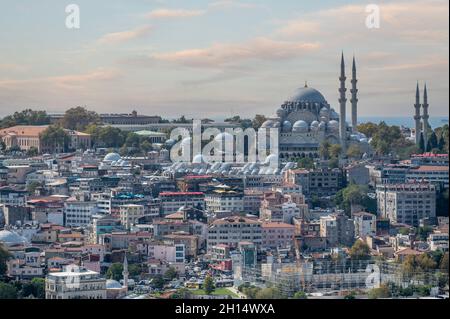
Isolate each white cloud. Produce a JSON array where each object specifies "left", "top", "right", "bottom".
[
  {"left": 145, "top": 8, "right": 206, "bottom": 19},
  {"left": 144, "top": 37, "right": 319, "bottom": 68},
  {"left": 98, "top": 25, "right": 153, "bottom": 45}
]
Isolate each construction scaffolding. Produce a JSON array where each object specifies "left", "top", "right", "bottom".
[{"left": 235, "top": 259, "right": 448, "bottom": 297}]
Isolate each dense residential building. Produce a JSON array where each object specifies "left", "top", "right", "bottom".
[
  {"left": 45, "top": 266, "right": 106, "bottom": 299},
  {"left": 204, "top": 189, "right": 244, "bottom": 213},
  {"left": 319, "top": 213, "right": 355, "bottom": 247},
  {"left": 147, "top": 242, "right": 186, "bottom": 263},
  {"left": 207, "top": 216, "right": 262, "bottom": 250},
  {"left": 352, "top": 212, "right": 377, "bottom": 238},
  {"left": 376, "top": 183, "right": 436, "bottom": 227},
  {"left": 64, "top": 199, "right": 98, "bottom": 227},
  {"left": 0, "top": 186, "right": 27, "bottom": 206},
  {"left": 261, "top": 222, "right": 296, "bottom": 249},
  {"left": 406, "top": 166, "right": 449, "bottom": 189},
  {"left": 119, "top": 204, "right": 145, "bottom": 229},
  {"left": 159, "top": 192, "right": 205, "bottom": 215},
  {"left": 427, "top": 232, "right": 449, "bottom": 251},
  {"left": 283, "top": 168, "right": 345, "bottom": 196}
]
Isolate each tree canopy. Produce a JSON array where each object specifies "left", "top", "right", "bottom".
[
  {"left": 40, "top": 125, "right": 70, "bottom": 153},
  {"left": 60, "top": 107, "right": 99, "bottom": 131},
  {"left": 334, "top": 184, "right": 376, "bottom": 215},
  {"left": 0, "top": 109, "right": 50, "bottom": 129},
  {"left": 349, "top": 240, "right": 371, "bottom": 260},
  {"left": 203, "top": 275, "right": 215, "bottom": 295},
  {"left": 0, "top": 244, "right": 11, "bottom": 277}
]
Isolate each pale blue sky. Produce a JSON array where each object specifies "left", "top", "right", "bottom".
[{"left": 0, "top": 0, "right": 448, "bottom": 119}]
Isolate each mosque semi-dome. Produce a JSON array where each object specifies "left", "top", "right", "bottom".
[
  {"left": 292, "top": 120, "right": 309, "bottom": 133},
  {"left": 106, "top": 279, "right": 123, "bottom": 290},
  {"left": 261, "top": 120, "right": 275, "bottom": 128},
  {"left": 282, "top": 121, "right": 292, "bottom": 132},
  {"left": 104, "top": 153, "right": 122, "bottom": 162},
  {"left": 328, "top": 120, "right": 340, "bottom": 130},
  {"left": 0, "top": 230, "right": 28, "bottom": 246}
]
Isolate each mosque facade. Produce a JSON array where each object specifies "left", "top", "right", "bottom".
[{"left": 261, "top": 54, "right": 370, "bottom": 161}]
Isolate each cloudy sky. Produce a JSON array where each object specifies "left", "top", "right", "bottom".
[{"left": 0, "top": 0, "right": 448, "bottom": 119}]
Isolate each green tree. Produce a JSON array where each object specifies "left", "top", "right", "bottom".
[
  {"left": 106, "top": 263, "right": 123, "bottom": 281},
  {"left": 20, "top": 278, "right": 45, "bottom": 299},
  {"left": 27, "top": 181, "right": 43, "bottom": 194},
  {"left": 440, "top": 253, "right": 448, "bottom": 273},
  {"left": 128, "top": 264, "right": 142, "bottom": 278},
  {"left": 171, "top": 288, "right": 192, "bottom": 299},
  {"left": 125, "top": 133, "right": 141, "bottom": 148},
  {"left": 252, "top": 115, "right": 267, "bottom": 130},
  {"left": 40, "top": 125, "right": 70, "bottom": 153},
  {"left": 319, "top": 141, "right": 331, "bottom": 160},
  {"left": 26, "top": 147, "right": 39, "bottom": 157},
  {"left": 335, "top": 184, "right": 375, "bottom": 215},
  {"left": 401, "top": 255, "right": 418, "bottom": 279},
  {"left": 297, "top": 157, "right": 314, "bottom": 169},
  {"left": 344, "top": 292, "right": 356, "bottom": 299},
  {"left": 346, "top": 144, "right": 363, "bottom": 159},
  {"left": 416, "top": 253, "right": 437, "bottom": 272},
  {"left": 419, "top": 133, "right": 425, "bottom": 153},
  {"left": 293, "top": 291, "right": 308, "bottom": 299},
  {"left": 9, "top": 145, "right": 22, "bottom": 153},
  {"left": 0, "top": 140, "right": 6, "bottom": 152},
  {"left": 328, "top": 157, "right": 339, "bottom": 169},
  {"left": 428, "top": 131, "right": 438, "bottom": 150},
  {"left": 255, "top": 287, "right": 283, "bottom": 299},
  {"left": 367, "top": 121, "right": 411, "bottom": 156},
  {"left": 0, "top": 244, "right": 11, "bottom": 277},
  {"left": 140, "top": 140, "right": 153, "bottom": 154},
  {"left": 357, "top": 122, "right": 378, "bottom": 138},
  {"left": 0, "top": 282, "right": 18, "bottom": 299},
  {"left": 0, "top": 109, "right": 50, "bottom": 129},
  {"left": 97, "top": 126, "right": 126, "bottom": 148},
  {"left": 151, "top": 275, "right": 165, "bottom": 289},
  {"left": 329, "top": 144, "right": 342, "bottom": 159},
  {"left": 417, "top": 226, "right": 433, "bottom": 241},
  {"left": 437, "top": 189, "right": 449, "bottom": 217},
  {"left": 164, "top": 267, "right": 178, "bottom": 281},
  {"left": 60, "top": 107, "right": 99, "bottom": 131},
  {"left": 368, "top": 284, "right": 391, "bottom": 299},
  {"left": 349, "top": 240, "right": 371, "bottom": 260},
  {"left": 203, "top": 275, "right": 215, "bottom": 295},
  {"left": 172, "top": 116, "right": 191, "bottom": 124}
]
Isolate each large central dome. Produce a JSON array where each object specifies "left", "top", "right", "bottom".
[{"left": 288, "top": 87, "right": 327, "bottom": 104}]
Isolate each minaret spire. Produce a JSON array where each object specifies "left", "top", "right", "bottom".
[
  {"left": 122, "top": 254, "right": 129, "bottom": 293},
  {"left": 414, "top": 82, "right": 422, "bottom": 146},
  {"left": 339, "top": 52, "right": 347, "bottom": 150},
  {"left": 350, "top": 55, "right": 358, "bottom": 131},
  {"left": 422, "top": 83, "right": 430, "bottom": 152}
]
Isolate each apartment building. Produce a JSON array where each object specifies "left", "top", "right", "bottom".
[
  {"left": 207, "top": 216, "right": 262, "bottom": 250},
  {"left": 45, "top": 265, "right": 106, "bottom": 299},
  {"left": 159, "top": 192, "right": 205, "bottom": 215},
  {"left": 119, "top": 204, "right": 145, "bottom": 229},
  {"left": 352, "top": 212, "right": 377, "bottom": 238},
  {"left": 376, "top": 183, "right": 436, "bottom": 227},
  {"left": 261, "top": 222, "right": 296, "bottom": 249},
  {"left": 64, "top": 199, "right": 98, "bottom": 227}
]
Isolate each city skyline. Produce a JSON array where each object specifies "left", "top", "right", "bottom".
[{"left": 0, "top": 0, "right": 449, "bottom": 119}]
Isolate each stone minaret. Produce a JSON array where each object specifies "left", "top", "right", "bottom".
[
  {"left": 350, "top": 56, "right": 358, "bottom": 131},
  {"left": 122, "top": 255, "right": 129, "bottom": 292},
  {"left": 339, "top": 52, "right": 347, "bottom": 149},
  {"left": 414, "top": 82, "right": 422, "bottom": 146},
  {"left": 422, "top": 83, "right": 430, "bottom": 151}
]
